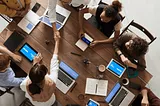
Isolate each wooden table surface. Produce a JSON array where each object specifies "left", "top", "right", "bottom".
[{"left": 0, "top": 1, "right": 152, "bottom": 106}]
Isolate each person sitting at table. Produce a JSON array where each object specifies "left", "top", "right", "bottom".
[
  {"left": 0, "top": 0, "right": 31, "bottom": 17},
  {"left": 0, "top": 45, "right": 25, "bottom": 87},
  {"left": 20, "top": 34, "right": 60, "bottom": 106},
  {"left": 132, "top": 87, "right": 160, "bottom": 106},
  {"left": 78, "top": 0, "right": 122, "bottom": 46},
  {"left": 48, "top": 0, "right": 91, "bottom": 43},
  {"left": 113, "top": 32, "right": 149, "bottom": 71}
]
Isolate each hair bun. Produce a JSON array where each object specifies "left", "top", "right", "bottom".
[{"left": 112, "top": 0, "right": 122, "bottom": 12}]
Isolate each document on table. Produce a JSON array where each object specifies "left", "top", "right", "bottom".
[{"left": 85, "top": 78, "right": 108, "bottom": 96}]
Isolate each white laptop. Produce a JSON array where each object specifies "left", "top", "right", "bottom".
[
  {"left": 105, "top": 82, "right": 135, "bottom": 106},
  {"left": 106, "top": 59, "right": 126, "bottom": 78},
  {"left": 0, "top": 14, "right": 12, "bottom": 33},
  {"left": 18, "top": 10, "right": 40, "bottom": 34},
  {"left": 56, "top": 61, "right": 79, "bottom": 94},
  {"left": 40, "top": 5, "right": 71, "bottom": 30}
]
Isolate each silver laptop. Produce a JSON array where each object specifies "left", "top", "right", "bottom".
[
  {"left": 105, "top": 82, "right": 135, "bottom": 106},
  {"left": 56, "top": 61, "right": 79, "bottom": 94},
  {"left": 18, "top": 10, "right": 40, "bottom": 34}
]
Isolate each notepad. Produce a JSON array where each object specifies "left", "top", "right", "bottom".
[
  {"left": 75, "top": 33, "right": 93, "bottom": 51},
  {"left": 85, "top": 78, "right": 108, "bottom": 96}
]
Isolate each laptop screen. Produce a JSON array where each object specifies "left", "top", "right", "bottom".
[
  {"left": 105, "top": 83, "right": 121, "bottom": 103},
  {"left": 19, "top": 43, "right": 38, "bottom": 62},
  {"left": 106, "top": 59, "right": 126, "bottom": 77},
  {"left": 59, "top": 61, "right": 79, "bottom": 80},
  {"left": 56, "top": 12, "right": 65, "bottom": 24}
]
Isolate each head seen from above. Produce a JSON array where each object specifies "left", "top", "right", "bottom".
[
  {"left": 100, "top": 0, "right": 122, "bottom": 23},
  {"left": 29, "top": 63, "right": 48, "bottom": 95},
  {"left": 0, "top": 54, "right": 10, "bottom": 72},
  {"left": 125, "top": 37, "right": 149, "bottom": 57}
]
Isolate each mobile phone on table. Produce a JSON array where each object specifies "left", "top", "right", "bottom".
[
  {"left": 32, "top": 3, "right": 41, "bottom": 13},
  {"left": 129, "top": 81, "right": 141, "bottom": 91}
]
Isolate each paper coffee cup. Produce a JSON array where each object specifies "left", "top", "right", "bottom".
[{"left": 98, "top": 64, "right": 106, "bottom": 72}]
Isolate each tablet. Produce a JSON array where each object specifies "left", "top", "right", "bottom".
[
  {"left": 106, "top": 59, "right": 126, "bottom": 78},
  {"left": 19, "top": 43, "right": 38, "bottom": 62},
  {"left": 86, "top": 99, "right": 100, "bottom": 106}
]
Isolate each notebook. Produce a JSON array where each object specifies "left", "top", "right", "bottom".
[
  {"left": 105, "top": 82, "right": 135, "bottom": 106},
  {"left": 56, "top": 61, "right": 79, "bottom": 94},
  {"left": 18, "top": 10, "right": 40, "bottom": 34},
  {"left": 106, "top": 59, "right": 126, "bottom": 78},
  {"left": 85, "top": 78, "right": 108, "bottom": 96},
  {"left": 75, "top": 33, "right": 93, "bottom": 51},
  {"left": 3, "top": 31, "right": 24, "bottom": 52}
]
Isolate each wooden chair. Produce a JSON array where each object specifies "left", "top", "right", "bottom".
[{"left": 120, "top": 20, "right": 156, "bottom": 45}]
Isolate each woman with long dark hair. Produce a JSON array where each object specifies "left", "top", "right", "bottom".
[{"left": 20, "top": 35, "right": 60, "bottom": 106}]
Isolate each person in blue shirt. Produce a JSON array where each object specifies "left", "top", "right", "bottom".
[{"left": 0, "top": 45, "right": 25, "bottom": 87}]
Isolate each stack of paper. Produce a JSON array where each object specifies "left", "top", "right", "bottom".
[{"left": 85, "top": 78, "right": 108, "bottom": 96}]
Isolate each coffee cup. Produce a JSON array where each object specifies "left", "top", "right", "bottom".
[
  {"left": 122, "top": 78, "right": 129, "bottom": 85},
  {"left": 98, "top": 64, "right": 106, "bottom": 72}
]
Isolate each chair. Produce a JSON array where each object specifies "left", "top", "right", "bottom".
[
  {"left": 120, "top": 20, "right": 156, "bottom": 45},
  {"left": 0, "top": 86, "right": 14, "bottom": 96}
]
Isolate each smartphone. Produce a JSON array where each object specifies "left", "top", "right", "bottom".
[
  {"left": 81, "top": 37, "right": 91, "bottom": 45},
  {"left": 32, "top": 3, "right": 41, "bottom": 13},
  {"left": 129, "top": 81, "right": 141, "bottom": 90}
]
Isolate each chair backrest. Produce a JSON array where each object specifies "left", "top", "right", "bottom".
[{"left": 120, "top": 20, "right": 156, "bottom": 45}]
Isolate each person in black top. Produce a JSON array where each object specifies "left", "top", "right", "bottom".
[{"left": 79, "top": 0, "right": 122, "bottom": 46}]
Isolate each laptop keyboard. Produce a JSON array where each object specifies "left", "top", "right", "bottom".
[
  {"left": 111, "top": 88, "right": 128, "bottom": 106},
  {"left": 58, "top": 70, "right": 73, "bottom": 87}
]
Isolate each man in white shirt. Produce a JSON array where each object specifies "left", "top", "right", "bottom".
[{"left": 48, "top": 0, "right": 91, "bottom": 38}]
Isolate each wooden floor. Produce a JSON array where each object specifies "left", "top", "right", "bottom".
[{"left": 0, "top": 0, "right": 153, "bottom": 106}]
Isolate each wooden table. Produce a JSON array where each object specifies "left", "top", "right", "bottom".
[{"left": 0, "top": 1, "right": 152, "bottom": 106}]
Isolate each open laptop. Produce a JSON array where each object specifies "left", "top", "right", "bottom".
[
  {"left": 40, "top": 5, "right": 71, "bottom": 30},
  {"left": 56, "top": 61, "right": 79, "bottom": 94},
  {"left": 18, "top": 10, "right": 40, "bottom": 34},
  {"left": 105, "top": 82, "right": 135, "bottom": 106},
  {"left": 106, "top": 59, "right": 126, "bottom": 78}
]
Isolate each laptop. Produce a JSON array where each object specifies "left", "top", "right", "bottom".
[
  {"left": 106, "top": 59, "right": 126, "bottom": 78},
  {"left": 18, "top": 10, "right": 40, "bottom": 34},
  {"left": 40, "top": 5, "right": 71, "bottom": 30},
  {"left": 4, "top": 31, "right": 24, "bottom": 52},
  {"left": 105, "top": 82, "right": 135, "bottom": 106},
  {"left": 56, "top": 61, "right": 79, "bottom": 94}
]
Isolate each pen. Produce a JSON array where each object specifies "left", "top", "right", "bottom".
[
  {"left": 70, "top": 82, "right": 77, "bottom": 92},
  {"left": 95, "top": 84, "right": 98, "bottom": 94},
  {"left": 70, "top": 52, "right": 81, "bottom": 56}
]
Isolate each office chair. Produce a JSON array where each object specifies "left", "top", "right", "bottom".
[
  {"left": 0, "top": 86, "right": 14, "bottom": 96},
  {"left": 120, "top": 20, "right": 156, "bottom": 45}
]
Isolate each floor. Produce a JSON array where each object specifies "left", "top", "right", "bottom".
[{"left": 0, "top": 0, "right": 160, "bottom": 106}]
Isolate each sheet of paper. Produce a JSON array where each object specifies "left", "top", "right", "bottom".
[
  {"left": 0, "top": 16, "right": 9, "bottom": 33},
  {"left": 85, "top": 78, "right": 108, "bottom": 96}
]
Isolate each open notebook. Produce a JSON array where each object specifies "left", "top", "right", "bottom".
[{"left": 85, "top": 78, "right": 108, "bottom": 96}]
